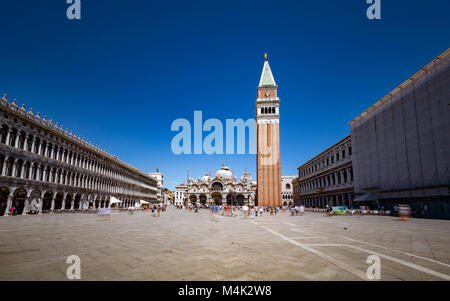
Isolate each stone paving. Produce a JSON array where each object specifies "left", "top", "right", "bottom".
[{"left": 0, "top": 207, "right": 450, "bottom": 281}]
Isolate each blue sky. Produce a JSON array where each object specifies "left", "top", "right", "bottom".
[{"left": 0, "top": 0, "right": 448, "bottom": 189}]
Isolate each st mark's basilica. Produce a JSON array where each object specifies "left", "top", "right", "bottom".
[{"left": 185, "top": 164, "right": 257, "bottom": 206}]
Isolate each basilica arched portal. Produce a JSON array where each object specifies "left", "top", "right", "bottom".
[
  {"left": 211, "top": 192, "right": 222, "bottom": 205},
  {"left": 199, "top": 194, "right": 207, "bottom": 205}
]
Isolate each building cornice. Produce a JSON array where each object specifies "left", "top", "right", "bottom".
[
  {"left": 297, "top": 135, "right": 351, "bottom": 170},
  {"left": 349, "top": 48, "right": 450, "bottom": 126},
  {"left": 297, "top": 160, "right": 352, "bottom": 182},
  {"left": 256, "top": 98, "right": 280, "bottom": 103},
  {"left": 0, "top": 93, "right": 155, "bottom": 183}
]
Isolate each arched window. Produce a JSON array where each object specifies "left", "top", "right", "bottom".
[
  {"left": 31, "top": 164, "right": 37, "bottom": 180},
  {"left": 0, "top": 125, "right": 9, "bottom": 144},
  {"left": 9, "top": 129, "right": 18, "bottom": 147},
  {"left": 26, "top": 135, "right": 33, "bottom": 152},
  {"left": 285, "top": 183, "right": 291, "bottom": 190},
  {"left": 18, "top": 131, "right": 26, "bottom": 149},
  {"left": 211, "top": 182, "right": 223, "bottom": 191}
]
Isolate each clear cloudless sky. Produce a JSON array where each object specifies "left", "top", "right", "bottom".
[{"left": 0, "top": 0, "right": 449, "bottom": 189}]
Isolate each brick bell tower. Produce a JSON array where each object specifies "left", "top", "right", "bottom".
[{"left": 256, "top": 53, "right": 282, "bottom": 207}]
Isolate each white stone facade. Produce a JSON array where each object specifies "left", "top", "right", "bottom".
[
  {"left": 180, "top": 165, "right": 256, "bottom": 206},
  {"left": 174, "top": 184, "right": 186, "bottom": 206},
  {"left": 149, "top": 170, "right": 167, "bottom": 204},
  {"left": 294, "top": 135, "right": 354, "bottom": 208},
  {"left": 0, "top": 93, "right": 158, "bottom": 216},
  {"left": 281, "top": 176, "right": 295, "bottom": 205}
]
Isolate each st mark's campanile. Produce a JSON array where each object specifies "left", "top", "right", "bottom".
[{"left": 256, "top": 53, "right": 282, "bottom": 207}]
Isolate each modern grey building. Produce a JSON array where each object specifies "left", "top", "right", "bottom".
[{"left": 350, "top": 48, "right": 450, "bottom": 219}]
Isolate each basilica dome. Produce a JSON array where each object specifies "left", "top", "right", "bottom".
[
  {"left": 215, "top": 165, "right": 233, "bottom": 179},
  {"left": 240, "top": 175, "right": 252, "bottom": 183},
  {"left": 201, "top": 173, "right": 211, "bottom": 182}
]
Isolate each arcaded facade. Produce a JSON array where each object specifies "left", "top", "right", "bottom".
[
  {"left": 0, "top": 93, "right": 157, "bottom": 216},
  {"left": 294, "top": 135, "right": 354, "bottom": 208}
]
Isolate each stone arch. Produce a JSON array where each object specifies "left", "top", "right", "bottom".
[
  {"left": 23, "top": 161, "right": 31, "bottom": 179},
  {"left": 65, "top": 193, "right": 73, "bottom": 209},
  {"left": 54, "top": 192, "right": 64, "bottom": 210},
  {"left": 0, "top": 186, "right": 10, "bottom": 216},
  {"left": 43, "top": 165, "right": 50, "bottom": 182},
  {"left": 30, "top": 163, "right": 36, "bottom": 180},
  {"left": 26, "top": 134, "right": 33, "bottom": 152},
  {"left": 0, "top": 154, "right": 5, "bottom": 175},
  {"left": 5, "top": 157, "right": 14, "bottom": 176},
  {"left": 18, "top": 130, "right": 27, "bottom": 149},
  {"left": 12, "top": 187, "right": 28, "bottom": 215},
  {"left": 57, "top": 147, "right": 63, "bottom": 161},
  {"left": 199, "top": 194, "right": 207, "bottom": 205},
  {"left": 61, "top": 170, "right": 66, "bottom": 185},
  {"left": 42, "top": 191, "right": 53, "bottom": 212},
  {"left": 189, "top": 194, "right": 197, "bottom": 204},
  {"left": 9, "top": 128, "right": 18, "bottom": 146},
  {"left": 0, "top": 124, "right": 9, "bottom": 144},
  {"left": 211, "top": 181, "right": 223, "bottom": 191},
  {"left": 236, "top": 194, "right": 245, "bottom": 206},
  {"left": 46, "top": 142, "right": 52, "bottom": 157},
  {"left": 55, "top": 169, "right": 61, "bottom": 184},
  {"left": 37, "top": 165, "right": 44, "bottom": 181},
  {"left": 226, "top": 193, "right": 234, "bottom": 205},
  {"left": 28, "top": 189, "right": 42, "bottom": 214},
  {"left": 33, "top": 137, "right": 40, "bottom": 153},
  {"left": 49, "top": 167, "right": 55, "bottom": 183},
  {"left": 87, "top": 195, "right": 93, "bottom": 208},
  {"left": 74, "top": 194, "right": 82, "bottom": 209},
  {"left": 14, "top": 159, "right": 24, "bottom": 178},
  {"left": 211, "top": 192, "right": 222, "bottom": 205},
  {"left": 40, "top": 140, "right": 47, "bottom": 156}
]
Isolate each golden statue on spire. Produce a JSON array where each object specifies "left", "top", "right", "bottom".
[{"left": 264, "top": 53, "right": 268, "bottom": 61}]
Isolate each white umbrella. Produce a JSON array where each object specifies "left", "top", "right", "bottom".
[
  {"left": 140, "top": 200, "right": 150, "bottom": 204},
  {"left": 109, "top": 197, "right": 123, "bottom": 205}
]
